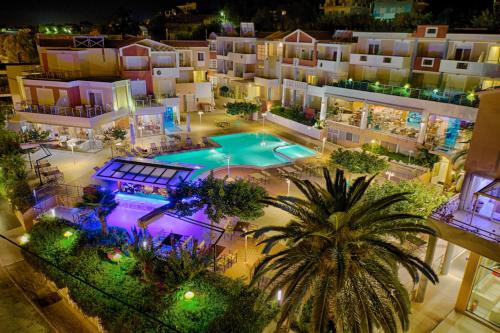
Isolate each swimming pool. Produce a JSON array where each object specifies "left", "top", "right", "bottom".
[{"left": 154, "top": 132, "right": 316, "bottom": 177}]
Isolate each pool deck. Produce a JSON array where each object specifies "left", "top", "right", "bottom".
[{"left": 18, "top": 98, "right": 465, "bottom": 333}]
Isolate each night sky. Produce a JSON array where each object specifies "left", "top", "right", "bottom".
[{"left": 0, "top": 0, "right": 493, "bottom": 26}]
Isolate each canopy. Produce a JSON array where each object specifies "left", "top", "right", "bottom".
[{"left": 94, "top": 157, "right": 196, "bottom": 188}]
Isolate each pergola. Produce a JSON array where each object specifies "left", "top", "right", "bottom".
[{"left": 94, "top": 157, "right": 196, "bottom": 189}]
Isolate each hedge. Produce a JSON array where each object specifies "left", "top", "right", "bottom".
[{"left": 330, "top": 148, "right": 388, "bottom": 174}]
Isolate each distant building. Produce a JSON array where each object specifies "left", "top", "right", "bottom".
[
  {"left": 322, "top": 0, "right": 373, "bottom": 15},
  {"left": 372, "top": 0, "right": 428, "bottom": 20}
]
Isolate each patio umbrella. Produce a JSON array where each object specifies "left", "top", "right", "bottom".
[{"left": 129, "top": 123, "right": 136, "bottom": 145}]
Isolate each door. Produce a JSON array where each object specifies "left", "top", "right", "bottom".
[
  {"left": 454, "top": 48, "right": 471, "bottom": 61},
  {"left": 88, "top": 92, "right": 103, "bottom": 106}
]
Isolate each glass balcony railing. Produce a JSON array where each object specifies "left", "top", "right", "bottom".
[
  {"left": 19, "top": 104, "right": 114, "bottom": 118},
  {"left": 331, "top": 79, "right": 479, "bottom": 107}
]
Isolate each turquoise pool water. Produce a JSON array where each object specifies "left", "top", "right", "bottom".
[{"left": 154, "top": 132, "right": 316, "bottom": 177}]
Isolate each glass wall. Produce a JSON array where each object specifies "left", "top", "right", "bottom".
[
  {"left": 467, "top": 256, "right": 500, "bottom": 328},
  {"left": 425, "top": 115, "right": 473, "bottom": 152},
  {"left": 367, "top": 105, "right": 421, "bottom": 139},
  {"left": 137, "top": 114, "right": 163, "bottom": 137}
]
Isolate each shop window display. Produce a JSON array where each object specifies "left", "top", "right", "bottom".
[
  {"left": 425, "top": 115, "right": 473, "bottom": 152},
  {"left": 467, "top": 257, "right": 500, "bottom": 327},
  {"left": 367, "top": 106, "right": 421, "bottom": 139},
  {"left": 137, "top": 114, "right": 163, "bottom": 137}
]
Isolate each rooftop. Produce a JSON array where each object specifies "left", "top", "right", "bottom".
[{"left": 161, "top": 40, "right": 209, "bottom": 48}]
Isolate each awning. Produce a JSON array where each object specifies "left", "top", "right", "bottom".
[{"left": 94, "top": 157, "right": 197, "bottom": 188}]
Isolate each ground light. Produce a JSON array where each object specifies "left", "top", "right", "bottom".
[
  {"left": 184, "top": 291, "right": 195, "bottom": 300},
  {"left": 63, "top": 231, "right": 73, "bottom": 238},
  {"left": 19, "top": 234, "right": 29, "bottom": 245}
]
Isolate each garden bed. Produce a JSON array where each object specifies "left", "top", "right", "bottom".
[{"left": 23, "top": 216, "right": 276, "bottom": 333}]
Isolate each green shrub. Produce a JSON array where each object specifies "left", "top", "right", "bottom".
[
  {"left": 330, "top": 148, "right": 388, "bottom": 174},
  {"left": 269, "top": 103, "right": 316, "bottom": 126},
  {"left": 226, "top": 101, "right": 259, "bottom": 116},
  {"left": 362, "top": 143, "right": 440, "bottom": 168},
  {"left": 23, "top": 216, "right": 276, "bottom": 333}
]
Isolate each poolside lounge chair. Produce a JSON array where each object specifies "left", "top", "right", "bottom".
[
  {"left": 202, "top": 137, "right": 210, "bottom": 146},
  {"left": 185, "top": 137, "right": 193, "bottom": 147},
  {"left": 277, "top": 168, "right": 287, "bottom": 178}
]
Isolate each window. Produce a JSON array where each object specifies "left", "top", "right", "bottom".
[
  {"left": 209, "top": 59, "right": 217, "bottom": 69},
  {"left": 383, "top": 57, "right": 392, "bottom": 63},
  {"left": 425, "top": 27, "right": 438, "bottom": 37},
  {"left": 456, "top": 62, "right": 469, "bottom": 70},
  {"left": 422, "top": 58, "right": 435, "bottom": 67},
  {"left": 257, "top": 44, "right": 266, "bottom": 61},
  {"left": 197, "top": 52, "right": 205, "bottom": 62},
  {"left": 345, "top": 132, "right": 359, "bottom": 143},
  {"left": 360, "top": 55, "right": 367, "bottom": 62},
  {"left": 368, "top": 43, "right": 379, "bottom": 55},
  {"left": 454, "top": 48, "right": 471, "bottom": 61}
]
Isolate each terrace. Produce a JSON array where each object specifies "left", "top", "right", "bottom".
[{"left": 331, "top": 79, "right": 479, "bottom": 107}]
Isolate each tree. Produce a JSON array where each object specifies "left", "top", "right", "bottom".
[
  {"left": 162, "top": 246, "right": 213, "bottom": 289},
  {"left": 104, "top": 127, "right": 127, "bottom": 141},
  {"left": 76, "top": 187, "right": 117, "bottom": 235},
  {"left": 170, "top": 173, "right": 267, "bottom": 224},
  {"left": 246, "top": 168, "right": 438, "bottom": 333},
  {"left": 103, "top": 8, "right": 140, "bottom": 36},
  {"left": 1, "top": 31, "right": 38, "bottom": 63},
  {"left": 471, "top": 10, "right": 497, "bottom": 30}
]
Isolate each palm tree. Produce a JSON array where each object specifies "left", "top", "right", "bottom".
[
  {"left": 77, "top": 187, "right": 117, "bottom": 235},
  {"left": 246, "top": 168, "right": 438, "bottom": 333}
]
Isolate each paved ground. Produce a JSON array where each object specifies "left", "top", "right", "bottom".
[{"left": 15, "top": 103, "right": 494, "bottom": 332}]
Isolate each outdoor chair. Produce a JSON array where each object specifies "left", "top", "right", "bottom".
[
  {"left": 160, "top": 142, "right": 169, "bottom": 153},
  {"left": 185, "top": 137, "right": 193, "bottom": 147},
  {"left": 202, "top": 137, "right": 210, "bottom": 146},
  {"left": 150, "top": 143, "right": 160, "bottom": 155}
]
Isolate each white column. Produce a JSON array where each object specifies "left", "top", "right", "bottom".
[
  {"left": 414, "top": 235, "right": 437, "bottom": 302},
  {"left": 267, "top": 87, "right": 272, "bottom": 101},
  {"left": 440, "top": 242, "right": 456, "bottom": 275},
  {"left": 320, "top": 95, "right": 327, "bottom": 121},
  {"left": 360, "top": 102, "right": 369, "bottom": 129},
  {"left": 281, "top": 86, "right": 286, "bottom": 105},
  {"left": 417, "top": 111, "right": 429, "bottom": 144},
  {"left": 302, "top": 92, "right": 308, "bottom": 109}
]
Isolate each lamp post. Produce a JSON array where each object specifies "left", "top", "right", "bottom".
[
  {"left": 243, "top": 227, "right": 248, "bottom": 264},
  {"left": 321, "top": 137, "right": 327, "bottom": 154},
  {"left": 286, "top": 178, "right": 291, "bottom": 196},
  {"left": 408, "top": 150, "right": 413, "bottom": 164},
  {"left": 385, "top": 171, "right": 395, "bottom": 181},
  {"left": 225, "top": 155, "right": 231, "bottom": 177},
  {"left": 198, "top": 111, "right": 204, "bottom": 125},
  {"left": 138, "top": 126, "right": 144, "bottom": 146},
  {"left": 68, "top": 142, "right": 75, "bottom": 164}
]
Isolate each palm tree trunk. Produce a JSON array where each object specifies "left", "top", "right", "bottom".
[{"left": 99, "top": 216, "right": 108, "bottom": 235}]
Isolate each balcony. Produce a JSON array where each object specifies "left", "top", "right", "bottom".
[
  {"left": 350, "top": 54, "right": 410, "bottom": 69},
  {"left": 283, "top": 79, "right": 308, "bottom": 91},
  {"left": 331, "top": 79, "right": 479, "bottom": 107},
  {"left": 254, "top": 76, "right": 280, "bottom": 88},
  {"left": 430, "top": 194, "right": 500, "bottom": 261},
  {"left": 152, "top": 67, "right": 180, "bottom": 78},
  {"left": 439, "top": 60, "right": 499, "bottom": 76},
  {"left": 317, "top": 59, "right": 349, "bottom": 73},
  {"left": 413, "top": 57, "right": 441, "bottom": 72},
  {"left": 134, "top": 96, "right": 179, "bottom": 115},
  {"left": 227, "top": 52, "right": 256, "bottom": 64},
  {"left": 17, "top": 104, "right": 128, "bottom": 128},
  {"left": 282, "top": 57, "right": 316, "bottom": 67}
]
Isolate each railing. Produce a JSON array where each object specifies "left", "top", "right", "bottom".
[
  {"left": 25, "top": 70, "right": 84, "bottom": 80},
  {"left": 430, "top": 195, "right": 500, "bottom": 243},
  {"left": 19, "top": 104, "right": 114, "bottom": 118},
  {"left": 134, "top": 95, "right": 177, "bottom": 108},
  {"left": 331, "top": 80, "right": 479, "bottom": 107}
]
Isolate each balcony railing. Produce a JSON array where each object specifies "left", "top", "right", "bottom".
[
  {"left": 430, "top": 195, "right": 500, "bottom": 243},
  {"left": 331, "top": 80, "right": 479, "bottom": 107},
  {"left": 133, "top": 95, "right": 178, "bottom": 108},
  {"left": 19, "top": 104, "right": 114, "bottom": 118}
]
